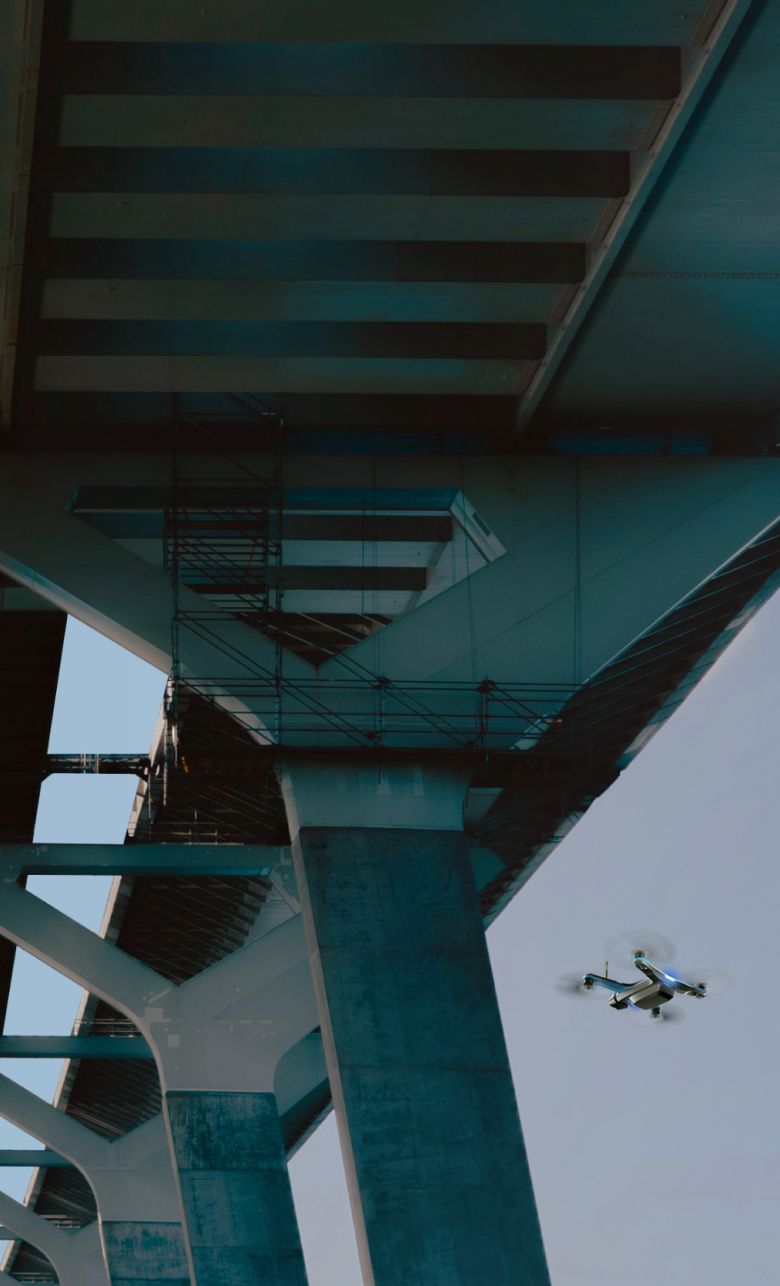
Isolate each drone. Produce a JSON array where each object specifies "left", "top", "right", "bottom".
[{"left": 557, "top": 935, "right": 718, "bottom": 1022}]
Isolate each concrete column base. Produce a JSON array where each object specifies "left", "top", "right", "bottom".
[
  {"left": 165, "top": 1091, "right": 308, "bottom": 1286},
  {"left": 101, "top": 1222, "right": 190, "bottom": 1285},
  {"left": 293, "top": 827, "right": 550, "bottom": 1286}
]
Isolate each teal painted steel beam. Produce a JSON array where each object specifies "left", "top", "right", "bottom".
[
  {"left": 0, "top": 1149, "right": 73, "bottom": 1168},
  {"left": 0, "top": 1036, "right": 152, "bottom": 1059},
  {"left": 0, "top": 843, "right": 282, "bottom": 876}
]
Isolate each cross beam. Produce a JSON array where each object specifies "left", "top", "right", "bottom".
[
  {"left": 0, "top": 1036, "right": 152, "bottom": 1059},
  {"left": 0, "top": 843, "right": 284, "bottom": 876},
  {"left": 0, "top": 1149, "right": 73, "bottom": 1168}
]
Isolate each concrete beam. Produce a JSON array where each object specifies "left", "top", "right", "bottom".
[
  {"left": 1, "top": 842, "right": 283, "bottom": 876},
  {"left": 0, "top": 1149, "right": 73, "bottom": 1167},
  {"left": 0, "top": 880, "right": 168, "bottom": 1017},
  {"left": 57, "top": 41, "right": 680, "bottom": 101},
  {"left": 41, "top": 242, "right": 585, "bottom": 285},
  {"left": 0, "top": 1193, "right": 107, "bottom": 1286},
  {"left": 35, "top": 353, "right": 534, "bottom": 396},
  {"left": 0, "top": 1036, "right": 151, "bottom": 1059},
  {"left": 0, "top": 458, "right": 313, "bottom": 736},
  {"left": 66, "top": 0, "right": 716, "bottom": 45},
  {"left": 47, "top": 191, "right": 608, "bottom": 244},
  {"left": 43, "top": 279, "right": 564, "bottom": 325},
  {"left": 58, "top": 94, "right": 659, "bottom": 152}
]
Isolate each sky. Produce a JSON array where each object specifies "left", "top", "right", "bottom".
[{"left": 3, "top": 591, "right": 780, "bottom": 1284}]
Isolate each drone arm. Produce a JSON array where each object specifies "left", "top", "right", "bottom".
[{"left": 583, "top": 973, "right": 634, "bottom": 993}]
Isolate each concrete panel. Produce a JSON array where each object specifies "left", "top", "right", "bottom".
[
  {"left": 293, "top": 827, "right": 549, "bottom": 1286},
  {"left": 48, "top": 193, "right": 608, "bottom": 243},
  {"left": 102, "top": 1223, "right": 189, "bottom": 1285},
  {"left": 57, "top": 43, "right": 680, "bottom": 102},
  {"left": 67, "top": 0, "right": 713, "bottom": 45},
  {"left": 165, "top": 1091, "right": 307, "bottom": 1286},
  {"left": 41, "top": 280, "right": 564, "bottom": 324},
  {"left": 37, "top": 241, "right": 586, "bottom": 283},
  {"left": 33, "top": 355, "right": 532, "bottom": 396},
  {"left": 58, "top": 95, "right": 661, "bottom": 152}
]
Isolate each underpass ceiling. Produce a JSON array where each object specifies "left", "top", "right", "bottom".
[
  {"left": 2, "top": 0, "right": 765, "bottom": 454},
  {"left": 540, "top": 0, "right": 780, "bottom": 452}
]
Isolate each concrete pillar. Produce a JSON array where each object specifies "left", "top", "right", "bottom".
[
  {"left": 166, "top": 1092, "right": 307, "bottom": 1286},
  {"left": 101, "top": 1222, "right": 189, "bottom": 1285},
  {"left": 0, "top": 1075, "right": 189, "bottom": 1285},
  {"left": 0, "top": 870, "right": 316, "bottom": 1286},
  {"left": 287, "top": 770, "right": 550, "bottom": 1286}
]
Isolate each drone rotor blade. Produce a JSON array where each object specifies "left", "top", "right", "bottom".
[
  {"left": 604, "top": 930, "right": 677, "bottom": 970},
  {"left": 555, "top": 973, "right": 596, "bottom": 999},
  {"left": 679, "top": 968, "right": 732, "bottom": 996}
]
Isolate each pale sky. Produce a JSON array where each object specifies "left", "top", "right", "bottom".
[{"left": 4, "top": 589, "right": 779, "bottom": 1284}]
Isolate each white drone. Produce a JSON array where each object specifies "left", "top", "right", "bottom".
[{"left": 558, "top": 933, "right": 724, "bottom": 1023}]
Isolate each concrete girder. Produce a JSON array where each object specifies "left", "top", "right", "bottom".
[
  {"left": 0, "top": 457, "right": 312, "bottom": 740},
  {"left": 319, "top": 454, "right": 780, "bottom": 686},
  {"left": 0, "top": 877, "right": 315, "bottom": 1086},
  {"left": 0, "top": 1149, "right": 73, "bottom": 1167},
  {"left": 64, "top": 0, "right": 725, "bottom": 45},
  {"left": 0, "top": 1037, "right": 151, "bottom": 1059},
  {"left": 0, "top": 1191, "right": 107, "bottom": 1286},
  {"left": 1, "top": 843, "right": 283, "bottom": 877},
  {"left": 3, "top": 454, "right": 780, "bottom": 751},
  {"left": 57, "top": 94, "right": 668, "bottom": 153}
]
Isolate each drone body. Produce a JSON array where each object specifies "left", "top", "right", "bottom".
[{"left": 581, "top": 951, "right": 707, "bottom": 1020}]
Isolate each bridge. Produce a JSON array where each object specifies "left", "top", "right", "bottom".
[{"left": 0, "top": 0, "right": 778, "bottom": 1282}]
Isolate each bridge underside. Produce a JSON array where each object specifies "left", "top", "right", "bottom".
[{"left": 0, "top": 0, "right": 777, "bottom": 1283}]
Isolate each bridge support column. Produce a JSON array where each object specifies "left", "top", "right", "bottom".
[
  {"left": 0, "top": 871, "right": 316, "bottom": 1286},
  {"left": 0, "top": 1075, "right": 189, "bottom": 1285},
  {"left": 285, "top": 764, "right": 550, "bottom": 1286},
  {"left": 100, "top": 1221, "right": 189, "bottom": 1285},
  {"left": 165, "top": 1090, "right": 306, "bottom": 1286}
]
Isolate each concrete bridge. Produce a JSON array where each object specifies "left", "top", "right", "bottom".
[{"left": 0, "top": 0, "right": 778, "bottom": 1281}]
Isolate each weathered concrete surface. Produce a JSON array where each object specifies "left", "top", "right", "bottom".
[
  {"left": 165, "top": 1091, "right": 308, "bottom": 1286},
  {"left": 293, "top": 827, "right": 550, "bottom": 1286},
  {"left": 101, "top": 1222, "right": 190, "bottom": 1285}
]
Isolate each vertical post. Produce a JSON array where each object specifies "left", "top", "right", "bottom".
[
  {"left": 292, "top": 826, "right": 550, "bottom": 1286},
  {"left": 164, "top": 1090, "right": 307, "bottom": 1286},
  {"left": 100, "top": 1222, "right": 190, "bottom": 1286}
]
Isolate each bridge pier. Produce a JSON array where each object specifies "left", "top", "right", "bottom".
[
  {"left": 0, "top": 867, "right": 317, "bottom": 1286},
  {"left": 0, "top": 1072, "right": 188, "bottom": 1285},
  {"left": 165, "top": 1090, "right": 306, "bottom": 1286},
  {"left": 285, "top": 764, "right": 551, "bottom": 1286}
]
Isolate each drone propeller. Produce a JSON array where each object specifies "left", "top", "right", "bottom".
[
  {"left": 604, "top": 929, "right": 677, "bottom": 971},
  {"left": 554, "top": 973, "right": 597, "bottom": 999},
  {"left": 675, "top": 968, "right": 732, "bottom": 996}
]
